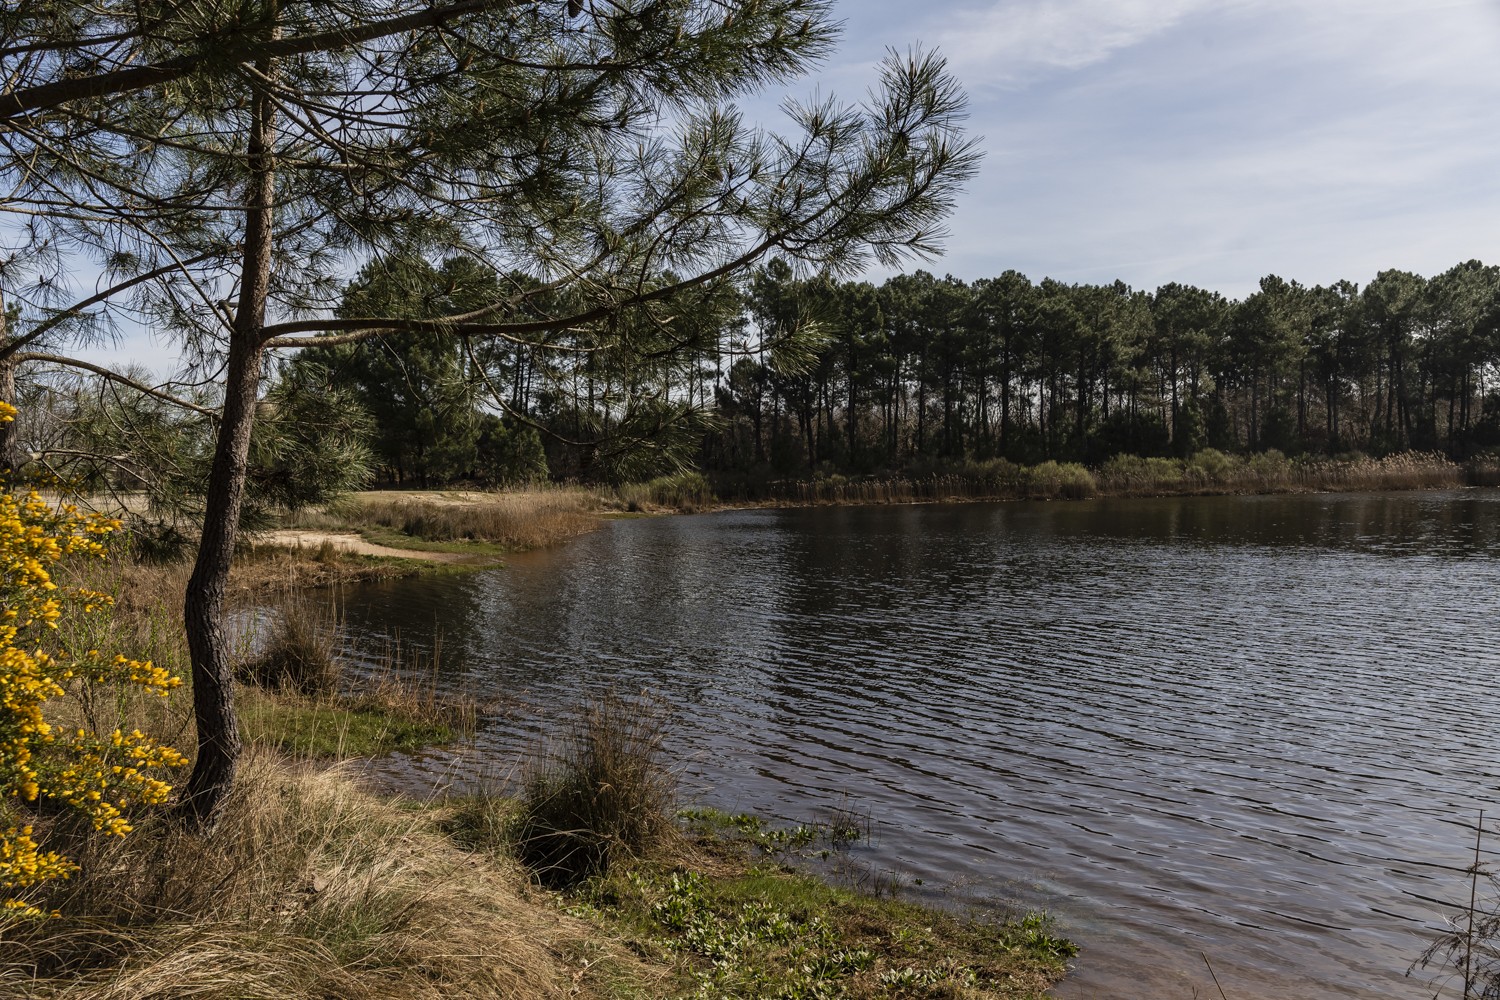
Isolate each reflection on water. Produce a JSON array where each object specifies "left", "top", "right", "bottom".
[{"left": 337, "top": 490, "right": 1500, "bottom": 999}]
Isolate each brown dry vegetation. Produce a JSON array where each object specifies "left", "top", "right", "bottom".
[
  {"left": 331, "top": 488, "right": 602, "bottom": 551},
  {"left": 728, "top": 448, "right": 1480, "bottom": 507},
  {"left": 2, "top": 751, "right": 641, "bottom": 1000},
  {"left": 1094, "top": 448, "right": 1467, "bottom": 497}
]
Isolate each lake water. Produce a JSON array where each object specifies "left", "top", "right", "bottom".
[{"left": 332, "top": 490, "right": 1500, "bottom": 998}]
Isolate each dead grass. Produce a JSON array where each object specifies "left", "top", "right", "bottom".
[
  {"left": 1094, "top": 449, "right": 1466, "bottom": 497},
  {"left": 2, "top": 751, "right": 637, "bottom": 1000},
  {"left": 335, "top": 488, "right": 601, "bottom": 551},
  {"left": 238, "top": 601, "right": 342, "bottom": 696}
]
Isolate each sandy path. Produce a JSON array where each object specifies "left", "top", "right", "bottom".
[{"left": 261, "top": 529, "right": 489, "bottom": 564}]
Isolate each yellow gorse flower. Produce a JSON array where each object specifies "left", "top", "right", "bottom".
[{"left": 0, "top": 400, "right": 184, "bottom": 917}]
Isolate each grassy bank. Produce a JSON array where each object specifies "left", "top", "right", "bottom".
[
  {"left": 255, "top": 446, "right": 1495, "bottom": 565},
  {"left": 288, "top": 487, "right": 605, "bottom": 558},
  {"left": 708, "top": 448, "right": 1498, "bottom": 507},
  {"left": 7, "top": 554, "right": 1072, "bottom": 1000},
  {"left": 562, "top": 821, "right": 1072, "bottom": 998}
]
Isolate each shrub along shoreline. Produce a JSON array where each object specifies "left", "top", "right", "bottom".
[{"left": 700, "top": 448, "right": 1495, "bottom": 509}]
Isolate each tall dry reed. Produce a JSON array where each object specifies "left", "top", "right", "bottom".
[{"left": 340, "top": 489, "right": 599, "bottom": 549}]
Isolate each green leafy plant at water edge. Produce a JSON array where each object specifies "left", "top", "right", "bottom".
[
  {"left": 677, "top": 806, "right": 870, "bottom": 861},
  {"left": 574, "top": 858, "right": 1072, "bottom": 999}
]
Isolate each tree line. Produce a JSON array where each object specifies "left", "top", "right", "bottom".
[
  {"left": 704, "top": 261, "right": 1500, "bottom": 475},
  {"left": 258, "top": 258, "right": 1500, "bottom": 490}
]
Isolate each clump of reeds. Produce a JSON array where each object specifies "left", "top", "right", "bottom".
[
  {"left": 349, "top": 637, "right": 479, "bottom": 737},
  {"left": 341, "top": 489, "right": 598, "bottom": 549},
  {"left": 237, "top": 601, "right": 341, "bottom": 696},
  {"left": 1469, "top": 455, "right": 1500, "bottom": 488},
  {"left": 1411, "top": 811, "right": 1500, "bottom": 1000},
  {"left": 1293, "top": 450, "right": 1462, "bottom": 492},
  {"left": 234, "top": 625, "right": 481, "bottom": 760},
  {"left": 614, "top": 471, "right": 715, "bottom": 513},
  {"left": 1097, "top": 454, "right": 1186, "bottom": 495},
  {"left": 1023, "top": 460, "right": 1097, "bottom": 500},
  {"left": 513, "top": 693, "right": 677, "bottom": 887},
  {"left": 1095, "top": 448, "right": 1465, "bottom": 496},
  {"left": 441, "top": 780, "right": 518, "bottom": 856}
]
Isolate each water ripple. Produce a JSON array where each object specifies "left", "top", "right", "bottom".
[{"left": 344, "top": 490, "right": 1500, "bottom": 999}]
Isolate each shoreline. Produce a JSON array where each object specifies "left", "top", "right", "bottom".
[
  {"left": 11, "top": 523, "right": 1076, "bottom": 999},
  {"left": 238, "top": 472, "right": 1497, "bottom": 578},
  {"left": 322, "top": 467, "right": 1493, "bottom": 543}
]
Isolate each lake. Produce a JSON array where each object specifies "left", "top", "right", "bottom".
[{"left": 333, "top": 489, "right": 1500, "bottom": 998}]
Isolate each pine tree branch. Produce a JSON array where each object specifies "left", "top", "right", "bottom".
[
  {"left": 0, "top": 1, "right": 521, "bottom": 121},
  {"left": 13, "top": 353, "right": 217, "bottom": 417}
]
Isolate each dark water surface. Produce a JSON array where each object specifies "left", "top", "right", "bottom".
[{"left": 338, "top": 490, "right": 1500, "bottom": 998}]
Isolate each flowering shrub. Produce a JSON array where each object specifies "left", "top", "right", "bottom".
[{"left": 0, "top": 401, "right": 184, "bottom": 916}]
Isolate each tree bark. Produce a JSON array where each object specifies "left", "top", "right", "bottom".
[
  {"left": 178, "top": 59, "right": 276, "bottom": 826},
  {"left": 0, "top": 294, "right": 19, "bottom": 473}
]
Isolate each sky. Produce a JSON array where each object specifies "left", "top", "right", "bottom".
[
  {"left": 801, "top": 0, "right": 1500, "bottom": 297},
  {"left": 72, "top": 0, "right": 1500, "bottom": 371}
]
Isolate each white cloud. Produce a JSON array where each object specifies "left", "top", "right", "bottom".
[
  {"left": 869, "top": 0, "right": 1500, "bottom": 296},
  {"left": 931, "top": 0, "right": 1220, "bottom": 86}
]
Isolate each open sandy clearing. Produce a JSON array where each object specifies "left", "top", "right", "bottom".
[{"left": 261, "top": 529, "right": 489, "bottom": 564}]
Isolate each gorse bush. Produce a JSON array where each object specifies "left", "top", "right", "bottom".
[{"left": 0, "top": 403, "right": 184, "bottom": 918}]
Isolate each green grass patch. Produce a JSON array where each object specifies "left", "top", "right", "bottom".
[
  {"left": 559, "top": 813, "right": 1074, "bottom": 1000},
  {"left": 240, "top": 689, "right": 456, "bottom": 758}
]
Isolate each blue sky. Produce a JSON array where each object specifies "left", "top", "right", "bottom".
[
  {"left": 79, "top": 0, "right": 1500, "bottom": 371},
  {"left": 798, "top": 0, "right": 1500, "bottom": 297}
]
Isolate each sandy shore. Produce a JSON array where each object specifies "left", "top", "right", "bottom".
[{"left": 261, "top": 529, "right": 485, "bottom": 564}]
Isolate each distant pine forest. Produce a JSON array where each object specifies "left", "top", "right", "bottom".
[{"left": 29, "top": 256, "right": 1500, "bottom": 503}]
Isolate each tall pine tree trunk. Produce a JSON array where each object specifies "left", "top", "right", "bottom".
[
  {"left": 0, "top": 291, "right": 19, "bottom": 474},
  {"left": 179, "top": 60, "right": 276, "bottom": 825}
]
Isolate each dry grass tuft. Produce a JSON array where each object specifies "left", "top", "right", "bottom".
[
  {"left": 238, "top": 601, "right": 341, "bottom": 696},
  {"left": 5, "top": 751, "right": 620, "bottom": 1000},
  {"left": 515, "top": 694, "right": 678, "bottom": 888}
]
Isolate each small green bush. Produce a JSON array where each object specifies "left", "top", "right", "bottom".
[
  {"left": 961, "top": 457, "right": 1023, "bottom": 492},
  {"left": 1246, "top": 448, "right": 1291, "bottom": 481},
  {"left": 646, "top": 471, "right": 714, "bottom": 512},
  {"left": 1099, "top": 454, "right": 1184, "bottom": 492},
  {"left": 1186, "top": 447, "right": 1237, "bottom": 483},
  {"left": 1024, "top": 461, "right": 1097, "bottom": 500}
]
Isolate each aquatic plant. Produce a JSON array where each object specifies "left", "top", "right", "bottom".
[{"left": 1412, "top": 811, "right": 1500, "bottom": 1000}]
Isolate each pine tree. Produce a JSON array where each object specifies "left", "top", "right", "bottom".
[{"left": 1, "top": 1, "right": 980, "bottom": 821}]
